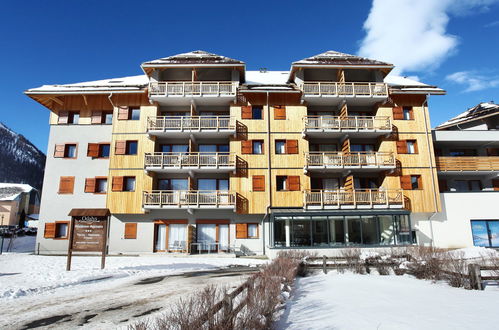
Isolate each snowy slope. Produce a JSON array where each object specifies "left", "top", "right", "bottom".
[{"left": 0, "top": 122, "right": 45, "bottom": 189}]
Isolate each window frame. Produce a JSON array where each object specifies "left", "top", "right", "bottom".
[
  {"left": 251, "top": 106, "right": 263, "bottom": 120},
  {"left": 125, "top": 140, "right": 138, "bottom": 155},
  {"left": 252, "top": 140, "right": 264, "bottom": 155},
  {"left": 54, "top": 221, "right": 70, "bottom": 239},
  {"left": 410, "top": 175, "right": 422, "bottom": 190},
  {"left": 129, "top": 107, "right": 141, "bottom": 120},
  {"left": 67, "top": 112, "right": 80, "bottom": 125},
  {"left": 64, "top": 143, "right": 78, "bottom": 159},
  {"left": 276, "top": 176, "right": 288, "bottom": 191},
  {"left": 95, "top": 177, "right": 108, "bottom": 194},
  {"left": 406, "top": 140, "right": 418, "bottom": 154},
  {"left": 275, "top": 140, "right": 286, "bottom": 154},
  {"left": 402, "top": 107, "right": 414, "bottom": 120},
  {"left": 123, "top": 176, "right": 136, "bottom": 192}
]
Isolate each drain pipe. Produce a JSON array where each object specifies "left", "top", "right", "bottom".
[{"left": 263, "top": 91, "right": 272, "bottom": 255}]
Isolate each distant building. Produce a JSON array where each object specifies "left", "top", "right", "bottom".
[{"left": 0, "top": 183, "right": 40, "bottom": 227}]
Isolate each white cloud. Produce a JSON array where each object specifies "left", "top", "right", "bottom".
[
  {"left": 445, "top": 71, "right": 499, "bottom": 92},
  {"left": 358, "top": 0, "right": 499, "bottom": 75}
]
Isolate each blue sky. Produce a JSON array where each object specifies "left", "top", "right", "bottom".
[{"left": 1, "top": 0, "right": 498, "bottom": 153}]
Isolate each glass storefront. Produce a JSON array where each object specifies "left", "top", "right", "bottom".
[{"left": 270, "top": 213, "right": 411, "bottom": 247}]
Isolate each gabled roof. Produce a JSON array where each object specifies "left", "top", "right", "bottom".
[
  {"left": 385, "top": 75, "right": 445, "bottom": 95},
  {"left": 0, "top": 183, "right": 35, "bottom": 201},
  {"left": 25, "top": 75, "right": 148, "bottom": 95},
  {"left": 142, "top": 50, "right": 245, "bottom": 67},
  {"left": 436, "top": 102, "right": 499, "bottom": 130},
  {"left": 292, "top": 50, "right": 394, "bottom": 68}
]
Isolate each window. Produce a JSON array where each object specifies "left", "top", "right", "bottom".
[
  {"left": 91, "top": 111, "right": 113, "bottom": 124},
  {"left": 411, "top": 175, "right": 422, "bottom": 190},
  {"left": 104, "top": 112, "right": 113, "bottom": 124},
  {"left": 68, "top": 112, "right": 79, "bottom": 124},
  {"left": 275, "top": 140, "right": 286, "bottom": 154},
  {"left": 55, "top": 222, "right": 69, "bottom": 239},
  {"left": 253, "top": 140, "right": 264, "bottom": 154},
  {"left": 58, "top": 176, "right": 75, "bottom": 194},
  {"left": 64, "top": 144, "right": 77, "bottom": 158},
  {"left": 241, "top": 105, "right": 263, "bottom": 119},
  {"left": 400, "top": 175, "right": 421, "bottom": 190},
  {"left": 95, "top": 178, "right": 107, "bottom": 193},
  {"left": 403, "top": 107, "right": 414, "bottom": 120},
  {"left": 276, "top": 176, "right": 300, "bottom": 191},
  {"left": 471, "top": 220, "right": 499, "bottom": 247},
  {"left": 99, "top": 144, "right": 110, "bottom": 157},
  {"left": 87, "top": 143, "right": 110, "bottom": 158},
  {"left": 455, "top": 180, "right": 482, "bottom": 192},
  {"left": 130, "top": 108, "right": 140, "bottom": 120},
  {"left": 236, "top": 223, "right": 259, "bottom": 239},
  {"left": 248, "top": 224, "right": 258, "bottom": 238},
  {"left": 276, "top": 176, "right": 287, "bottom": 191},
  {"left": 449, "top": 149, "right": 476, "bottom": 157},
  {"left": 44, "top": 222, "right": 69, "bottom": 239},
  {"left": 126, "top": 141, "right": 138, "bottom": 155},
  {"left": 407, "top": 140, "right": 418, "bottom": 154},
  {"left": 117, "top": 106, "right": 141, "bottom": 120},
  {"left": 124, "top": 177, "right": 136, "bottom": 191},
  {"left": 157, "top": 179, "right": 188, "bottom": 190}
]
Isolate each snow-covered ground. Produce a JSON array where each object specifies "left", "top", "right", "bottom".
[{"left": 278, "top": 272, "right": 499, "bottom": 330}]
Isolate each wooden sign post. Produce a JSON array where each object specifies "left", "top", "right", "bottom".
[{"left": 66, "top": 215, "right": 109, "bottom": 271}]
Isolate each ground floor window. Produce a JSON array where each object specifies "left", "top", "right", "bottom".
[
  {"left": 471, "top": 220, "right": 499, "bottom": 248},
  {"left": 196, "top": 222, "right": 229, "bottom": 252},
  {"left": 271, "top": 213, "right": 411, "bottom": 247},
  {"left": 154, "top": 221, "right": 187, "bottom": 252}
]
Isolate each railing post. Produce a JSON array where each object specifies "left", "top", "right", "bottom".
[
  {"left": 468, "top": 264, "right": 482, "bottom": 290},
  {"left": 323, "top": 255, "right": 328, "bottom": 274},
  {"left": 353, "top": 189, "right": 356, "bottom": 208},
  {"left": 337, "top": 190, "right": 340, "bottom": 208},
  {"left": 320, "top": 190, "right": 324, "bottom": 209},
  {"left": 223, "top": 293, "right": 233, "bottom": 327},
  {"left": 369, "top": 189, "right": 373, "bottom": 207}
]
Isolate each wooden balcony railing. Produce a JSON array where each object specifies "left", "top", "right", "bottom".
[
  {"left": 143, "top": 190, "right": 236, "bottom": 208},
  {"left": 436, "top": 156, "right": 499, "bottom": 172},
  {"left": 304, "top": 116, "right": 392, "bottom": 131},
  {"left": 147, "top": 116, "right": 236, "bottom": 132},
  {"left": 300, "top": 82, "right": 388, "bottom": 97},
  {"left": 304, "top": 189, "right": 404, "bottom": 209},
  {"left": 149, "top": 81, "right": 238, "bottom": 97},
  {"left": 144, "top": 152, "right": 235, "bottom": 169},
  {"left": 305, "top": 152, "right": 396, "bottom": 168}
]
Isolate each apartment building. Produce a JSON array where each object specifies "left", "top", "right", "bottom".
[
  {"left": 430, "top": 103, "right": 499, "bottom": 248},
  {"left": 26, "top": 50, "right": 446, "bottom": 256}
]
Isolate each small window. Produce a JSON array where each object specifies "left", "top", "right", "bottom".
[
  {"left": 95, "top": 178, "right": 107, "bottom": 193},
  {"left": 275, "top": 140, "right": 286, "bottom": 154},
  {"left": 252, "top": 106, "right": 263, "bottom": 120},
  {"left": 253, "top": 140, "right": 264, "bottom": 154},
  {"left": 403, "top": 107, "right": 413, "bottom": 120},
  {"left": 55, "top": 222, "right": 68, "bottom": 238},
  {"left": 126, "top": 141, "right": 138, "bottom": 155},
  {"left": 65, "top": 144, "right": 77, "bottom": 158},
  {"left": 99, "top": 144, "right": 110, "bottom": 158},
  {"left": 130, "top": 108, "right": 140, "bottom": 120},
  {"left": 248, "top": 224, "right": 258, "bottom": 238},
  {"left": 276, "top": 176, "right": 287, "bottom": 191},
  {"left": 124, "top": 177, "right": 136, "bottom": 192},
  {"left": 104, "top": 112, "right": 113, "bottom": 124},
  {"left": 411, "top": 175, "right": 422, "bottom": 190},
  {"left": 407, "top": 140, "right": 417, "bottom": 154},
  {"left": 455, "top": 180, "right": 482, "bottom": 192},
  {"left": 68, "top": 112, "right": 80, "bottom": 124}
]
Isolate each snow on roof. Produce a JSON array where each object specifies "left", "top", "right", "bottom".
[
  {"left": 293, "top": 50, "right": 393, "bottom": 67},
  {"left": 385, "top": 75, "right": 445, "bottom": 95},
  {"left": 245, "top": 71, "right": 290, "bottom": 85},
  {"left": 25, "top": 75, "right": 148, "bottom": 94},
  {"left": 0, "top": 183, "right": 35, "bottom": 201},
  {"left": 142, "top": 50, "right": 245, "bottom": 67},
  {"left": 436, "top": 102, "right": 499, "bottom": 129}
]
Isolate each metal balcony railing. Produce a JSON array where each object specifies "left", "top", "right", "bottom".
[
  {"left": 300, "top": 82, "right": 388, "bottom": 97},
  {"left": 305, "top": 152, "right": 396, "bottom": 168},
  {"left": 149, "top": 81, "right": 238, "bottom": 97},
  {"left": 144, "top": 152, "right": 235, "bottom": 170},
  {"left": 143, "top": 190, "right": 236, "bottom": 208},
  {"left": 147, "top": 116, "right": 236, "bottom": 132},
  {"left": 304, "top": 189, "right": 404, "bottom": 209},
  {"left": 303, "top": 116, "right": 392, "bottom": 131}
]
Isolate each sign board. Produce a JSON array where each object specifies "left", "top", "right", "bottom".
[{"left": 66, "top": 215, "right": 109, "bottom": 271}]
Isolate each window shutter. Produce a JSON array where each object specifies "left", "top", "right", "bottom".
[
  {"left": 112, "top": 176, "right": 124, "bottom": 191},
  {"left": 492, "top": 179, "right": 499, "bottom": 191},
  {"left": 274, "top": 106, "right": 286, "bottom": 120},
  {"left": 58, "top": 111, "right": 69, "bottom": 124},
  {"left": 54, "top": 144, "right": 66, "bottom": 158},
  {"left": 124, "top": 223, "right": 137, "bottom": 239},
  {"left": 84, "top": 178, "right": 96, "bottom": 193},
  {"left": 87, "top": 143, "right": 100, "bottom": 158},
  {"left": 413, "top": 141, "right": 419, "bottom": 153},
  {"left": 91, "top": 111, "right": 102, "bottom": 124},
  {"left": 288, "top": 176, "right": 300, "bottom": 191},
  {"left": 400, "top": 175, "right": 412, "bottom": 190},
  {"left": 44, "top": 223, "right": 56, "bottom": 238},
  {"left": 285, "top": 140, "right": 299, "bottom": 154},
  {"left": 115, "top": 141, "right": 127, "bottom": 155},
  {"left": 252, "top": 175, "right": 265, "bottom": 191},
  {"left": 117, "top": 106, "right": 129, "bottom": 120},
  {"left": 408, "top": 108, "right": 414, "bottom": 120},
  {"left": 59, "top": 176, "right": 75, "bottom": 194},
  {"left": 241, "top": 106, "right": 252, "bottom": 119},
  {"left": 396, "top": 141, "right": 407, "bottom": 154},
  {"left": 241, "top": 140, "right": 253, "bottom": 154},
  {"left": 236, "top": 223, "right": 248, "bottom": 239},
  {"left": 392, "top": 106, "right": 403, "bottom": 120}
]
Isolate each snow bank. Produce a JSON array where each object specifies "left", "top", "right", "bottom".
[{"left": 277, "top": 273, "right": 499, "bottom": 330}]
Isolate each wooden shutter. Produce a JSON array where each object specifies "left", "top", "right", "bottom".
[
  {"left": 59, "top": 176, "right": 75, "bottom": 194},
  {"left": 412, "top": 140, "right": 419, "bottom": 153},
  {"left": 84, "top": 178, "right": 96, "bottom": 193},
  {"left": 400, "top": 175, "right": 412, "bottom": 190},
  {"left": 274, "top": 106, "right": 286, "bottom": 120},
  {"left": 241, "top": 140, "right": 253, "bottom": 154},
  {"left": 288, "top": 176, "right": 300, "bottom": 191},
  {"left": 492, "top": 179, "right": 499, "bottom": 191},
  {"left": 112, "top": 176, "right": 124, "bottom": 191},
  {"left": 44, "top": 223, "right": 56, "bottom": 238},
  {"left": 407, "top": 108, "right": 414, "bottom": 119},
  {"left": 58, "top": 111, "right": 69, "bottom": 124},
  {"left": 252, "top": 175, "right": 265, "bottom": 191},
  {"left": 285, "top": 140, "right": 299, "bottom": 154},
  {"left": 236, "top": 223, "right": 248, "bottom": 239},
  {"left": 91, "top": 111, "right": 102, "bottom": 124},
  {"left": 396, "top": 141, "right": 407, "bottom": 154},
  {"left": 241, "top": 106, "right": 252, "bottom": 119},
  {"left": 54, "top": 144, "right": 66, "bottom": 158},
  {"left": 124, "top": 223, "right": 137, "bottom": 239},
  {"left": 117, "top": 106, "right": 129, "bottom": 120},
  {"left": 115, "top": 141, "right": 126, "bottom": 155},
  {"left": 392, "top": 106, "right": 403, "bottom": 120},
  {"left": 87, "top": 143, "right": 99, "bottom": 158}
]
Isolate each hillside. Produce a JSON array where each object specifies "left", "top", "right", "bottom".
[{"left": 0, "top": 122, "right": 46, "bottom": 190}]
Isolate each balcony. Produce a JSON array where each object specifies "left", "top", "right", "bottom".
[
  {"left": 303, "top": 115, "right": 392, "bottom": 138},
  {"left": 436, "top": 156, "right": 499, "bottom": 175},
  {"left": 304, "top": 189, "right": 405, "bottom": 210},
  {"left": 143, "top": 190, "right": 236, "bottom": 209},
  {"left": 148, "top": 81, "right": 238, "bottom": 105},
  {"left": 305, "top": 152, "right": 396, "bottom": 172},
  {"left": 144, "top": 152, "right": 236, "bottom": 173},
  {"left": 147, "top": 116, "right": 236, "bottom": 138},
  {"left": 300, "top": 82, "right": 388, "bottom": 106}
]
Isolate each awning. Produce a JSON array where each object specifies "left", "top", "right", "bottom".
[{"left": 68, "top": 208, "right": 111, "bottom": 217}]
